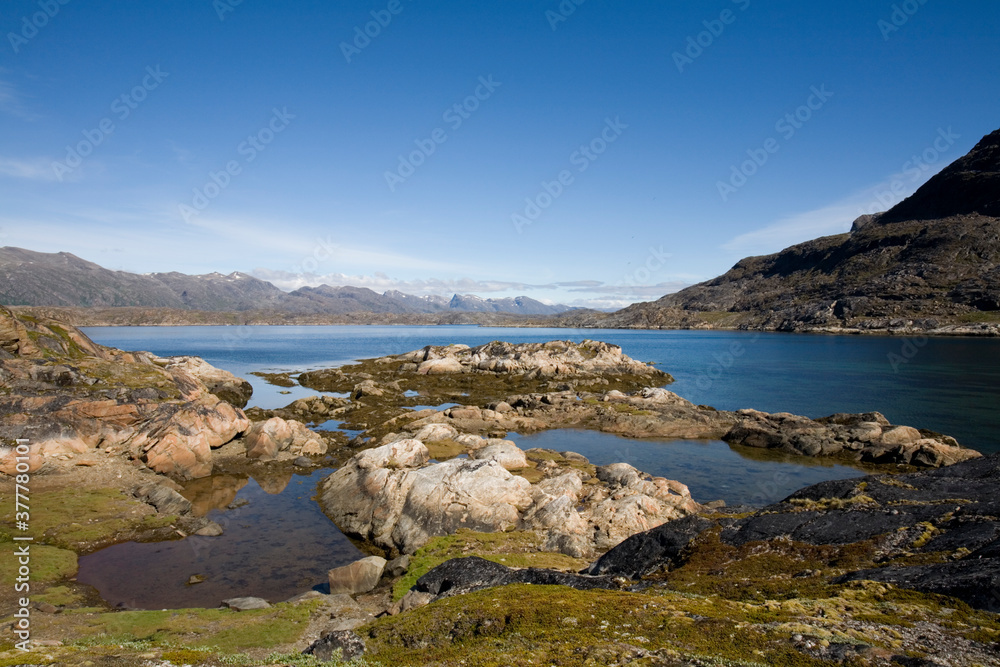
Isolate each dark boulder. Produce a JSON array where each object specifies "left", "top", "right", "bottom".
[
  {"left": 585, "top": 515, "right": 713, "bottom": 578},
  {"left": 303, "top": 630, "right": 366, "bottom": 662},
  {"left": 412, "top": 556, "right": 622, "bottom": 601}
]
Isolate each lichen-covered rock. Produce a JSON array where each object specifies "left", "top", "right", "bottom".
[
  {"left": 0, "top": 307, "right": 252, "bottom": 479},
  {"left": 243, "top": 417, "right": 326, "bottom": 460},
  {"left": 318, "top": 439, "right": 532, "bottom": 556},
  {"left": 151, "top": 355, "right": 253, "bottom": 408},
  {"left": 320, "top": 437, "right": 701, "bottom": 559},
  {"left": 469, "top": 441, "right": 528, "bottom": 470}
]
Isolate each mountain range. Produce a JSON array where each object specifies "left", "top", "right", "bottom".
[
  {"left": 0, "top": 247, "right": 572, "bottom": 316},
  {"left": 4, "top": 127, "right": 999, "bottom": 332}
]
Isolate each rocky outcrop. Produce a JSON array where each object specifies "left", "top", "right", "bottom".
[
  {"left": 0, "top": 306, "right": 252, "bottom": 479},
  {"left": 318, "top": 436, "right": 701, "bottom": 558},
  {"left": 298, "top": 340, "right": 672, "bottom": 402},
  {"left": 318, "top": 439, "right": 533, "bottom": 556},
  {"left": 391, "top": 388, "right": 976, "bottom": 468},
  {"left": 242, "top": 417, "right": 326, "bottom": 460},
  {"left": 151, "top": 355, "right": 253, "bottom": 407},
  {"left": 391, "top": 340, "right": 668, "bottom": 380},
  {"left": 587, "top": 452, "right": 1000, "bottom": 612},
  {"left": 724, "top": 409, "right": 980, "bottom": 467}
]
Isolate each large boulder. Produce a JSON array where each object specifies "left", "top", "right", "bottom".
[
  {"left": 318, "top": 439, "right": 533, "bottom": 555},
  {"left": 130, "top": 395, "right": 250, "bottom": 479},
  {"left": 152, "top": 356, "right": 253, "bottom": 408},
  {"left": 243, "top": 417, "right": 326, "bottom": 461},
  {"left": 469, "top": 441, "right": 528, "bottom": 470},
  {"left": 328, "top": 556, "right": 387, "bottom": 595}
]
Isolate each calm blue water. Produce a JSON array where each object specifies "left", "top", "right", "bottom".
[
  {"left": 76, "top": 325, "right": 1000, "bottom": 608},
  {"left": 84, "top": 326, "right": 1000, "bottom": 454}
]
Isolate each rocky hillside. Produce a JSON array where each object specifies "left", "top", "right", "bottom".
[
  {"left": 591, "top": 128, "right": 1000, "bottom": 333},
  {"left": 0, "top": 247, "right": 573, "bottom": 317}
]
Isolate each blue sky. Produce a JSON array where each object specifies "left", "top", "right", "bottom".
[{"left": 1, "top": 0, "right": 998, "bottom": 309}]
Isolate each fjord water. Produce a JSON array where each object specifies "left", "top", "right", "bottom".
[{"left": 77, "top": 326, "right": 1000, "bottom": 608}]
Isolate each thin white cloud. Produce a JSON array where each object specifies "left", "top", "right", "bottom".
[
  {"left": 0, "top": 157, "right": 61, "bottom": 181},
  {"left": 722, "top": 202, "right": 858, "bottom": 258},
  {"left": 566, "top": 281, "right": 689, "bottom": 297},
  {"left": 0, "top": 78, "right": 37, "bottom": 121},
  {"left": 722, "top": 132, "right": 957, "bottom": 258},
  {"left": 251, "top": 268, "right": 557, "bottom": 295}
]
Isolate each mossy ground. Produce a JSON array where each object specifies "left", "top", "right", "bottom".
[
  {"left": 0, "top": 600, "right": 361, "bottom": 667},
  {"left": 0, "top": 486, "right": 170, "bottom": 553},
  {"left": 75, "top": 358, "right": 183, "bottom": 398},
  {"left": 362, "top": 534, "right": 1000, "bottom": 666}
]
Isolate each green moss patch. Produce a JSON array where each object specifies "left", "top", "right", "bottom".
[{"left": 0, "top": 487, "right": 155, "bottom": 553}]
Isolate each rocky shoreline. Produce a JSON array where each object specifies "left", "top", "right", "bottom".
[
  {"left": 10, "top": 304, "right": 1000, "bottom": 336},
  {"left": 1, "top": 306, "right": 996, "bottom": 666}
]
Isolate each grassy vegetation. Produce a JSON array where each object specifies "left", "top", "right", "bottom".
[
  {"left": 367, "top": 584, "right": 835, "bottom": 666},
  {"left": 0, "top": 600, "right": 344, "bottom": 667},
  {"left": 360, "top": 525, "right": 1000, "bottom": 666},
  {"left": 957, "top": 310, "right": 1000, "bottom": 323},
  {"left": 0, "top": 487, "right": 163, "bottom": 552},
  {"left": 0, "top": 535, "right": 77, "bottom": 587}
]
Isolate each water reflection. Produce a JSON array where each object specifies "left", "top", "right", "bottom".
[
  {"left": 179, "top": 475, "right": 248, "bottom": 516},
  {"left": 77, "top": 469, "right": 363, "bottom": 610}
]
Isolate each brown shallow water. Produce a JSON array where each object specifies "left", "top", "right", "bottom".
[{"left": 76, "top": 468, "right": 364, "bottom": 610}]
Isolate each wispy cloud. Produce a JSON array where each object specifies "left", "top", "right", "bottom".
[
  {"left": 0, "top": 156, "right": 60, "bottom": 181},
  {"left": 722, "top": 131, "right": 956, "bottom": 258},
  {"left": 721, "top": 202, "right": 858, "bottom": 258},
  {"left": 565, "top": 281, "right": 689, "bottom": 297},
  {"left": 251, "top": 268, "right": 558, "bottom": 295},
  {"left": 0, "top": 78, "right": 37, "bottom": 121},
  {"left": 249, "top": 268, "right": 689, "bottom": 311}
]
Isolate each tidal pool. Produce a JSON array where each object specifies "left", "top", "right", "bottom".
[{"left": 76, "top": 469, "right": 363, "bottom": 610}]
